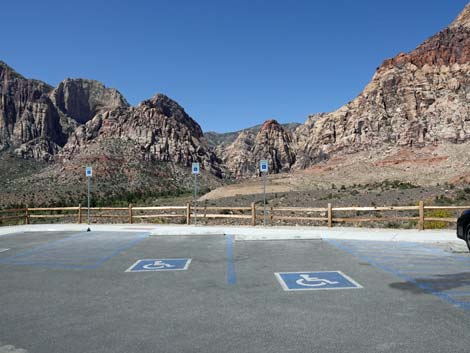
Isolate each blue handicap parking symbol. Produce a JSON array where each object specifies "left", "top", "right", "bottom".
[
  {"left": 275, "top": 271, "right": 362, "bottom": 291},
  {"left": 126, "top": 259, "right": 191, "bottom": 272}
]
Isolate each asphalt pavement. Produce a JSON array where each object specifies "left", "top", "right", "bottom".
[{"left": 1, "top": 231, "right": 470, "bottom": 353}]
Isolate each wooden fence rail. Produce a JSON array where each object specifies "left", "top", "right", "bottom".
[{"left": 0, "top": 202, "right": 468, "bottom": 230}]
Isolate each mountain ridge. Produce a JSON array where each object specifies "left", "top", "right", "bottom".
[{"left": 1, "top": 3, "right": 470, "bottom": 205}]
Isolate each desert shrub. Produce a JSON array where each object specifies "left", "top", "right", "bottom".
[
  {"left": 386, "top": 221, "right": 401, "bottom": 228},
  {"left": 425, "top": 209, "right": 453, "bottom": 229},
  {"left": 403, "top": 221, "right": 417, "bottom": 229},
  {"left": 455, "top": 190, "right": 469, "bottom": 202},
  {"left": 434, "top": 195, "right": 454, "bottom": 205}
]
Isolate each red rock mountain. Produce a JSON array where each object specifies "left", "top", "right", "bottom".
[
  {"left": 0, "top": 61, "right": 222, "bottom": 175},
  {"left": 60, "top": 93, "right": 224, "bottom": 178},
  {"left": 0, "top": 62, "right": 65, "bottom": 160},
  {"left": 50, "top": 78, "right": 129, "bottom": 124},
  {"left": 1, "top": 3, "right": 470, "bottom": 205},
  {"left": 220, "top": 120, "right": 296, "bottom": 177},
  {"left": 294, "top": 3, "right": 470, "bottom": 169},
  {"left": 0, "top": 62, "right": 130, "bottom": 160},
  {"left": 0, "top": 63, "right": 225, "bottom": 203}
]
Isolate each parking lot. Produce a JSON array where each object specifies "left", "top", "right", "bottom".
[{"left": 1, "top": 230, "right": 470, "bottom": 353}]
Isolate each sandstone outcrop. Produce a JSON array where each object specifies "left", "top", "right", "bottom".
[
  {"left": 0, "top": 62, "right": 66, "bottom": 160},
  {"left": 293, "top": 3, "right": 470, "bottom": 169},
  {"left": 0, "top": 59, "right": 226, "bottom": 180},
  {"left": 2, "top": 3, "right": 470, "bottom": 184},
  {"left": 60, "top": 94, "right": 225, "bottom": 177},
  {"left": 50, "top": 78, "right": 129, "bottom": 124},
  {"left": 221, "top": 119, "right": 296, "bottom": 177}
]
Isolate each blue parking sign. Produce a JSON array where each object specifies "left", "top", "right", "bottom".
[
  {"left": 275, "top": 271, "right": 362, "bottom": 291},
  {"left": 192, "top": 163, "right": 200, "bottom": 174},
  {"left": 125, "top": 259, "right": 191, "bottom": 272},
  {"left": 260, "top": 160, "right": 268, "bottom": 173}
]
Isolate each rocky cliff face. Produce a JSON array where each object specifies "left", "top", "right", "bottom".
[
  {"left": 220, "top": 130, "right": 256, "bottom": 178},
  {"left": 221, "top": 119, "right": 296, "bottom": 177},
  {"left": 0, "top": 64, "right": 129, "bottom": 161},
  {"left": 0, "top": 59, "right": 226, "bottom": 192},
  {"left": 60, "top": 93, "right": 224, "bottom": 177},
  {"left": 50, "top": 78, "right": 129, "bottom": 124},
  {"left": 0, "top": 62, "right": 66, "bottom": 160},
  {"left": 205, "top": 122, "right": 300, "bottom": 150},
  {"left": 2, "top": 3, "right": 470, "bottom": 190},
  {"left": 294, "top": 3, "right": 470, "bottom": 169}
]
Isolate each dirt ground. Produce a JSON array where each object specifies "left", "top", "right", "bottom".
[{"left": 200, "top": 142, "right": 470, "bottom": 207}]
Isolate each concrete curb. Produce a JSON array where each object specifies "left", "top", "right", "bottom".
[
  {"left": 0, "top": 224, "right": 461, "bottom": 244},
  {"left": 0, "top": 224, "right": 153, "bottom": 236},
  {"left": 150, "top": 225, "right": 322, "bottom": 240}
]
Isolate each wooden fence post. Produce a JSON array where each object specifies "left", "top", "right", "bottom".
[
  {"left": 25, "top": 205, "right": 29, "bottom": 225},
  {"left": 327, "top": 203, "right": 332, "bottom": 228},
  {"left": 128, "top": 203, "right": 133, "bottom": 224},
  {"left": 251, "top": 202, "right": 256, "bottom": 226},
  {"left": 186, "top": 203, "right": 191, "bottom": 225},
  {"left": 418, "top": 200, "right": 424, "bottom": 231},
  {"left": 203, "top": 200, "right": 207, "bottom": 224},
  {"left": 78, "top": 204, "right": 82, "bottom": 224}
]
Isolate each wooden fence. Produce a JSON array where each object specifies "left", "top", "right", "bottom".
[{"left": 0, "top": 201, "right": 468, "bottom": 230}]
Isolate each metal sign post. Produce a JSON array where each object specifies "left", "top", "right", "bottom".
[
  {"left": 85, "top": 166, "right": 92, "bottom": 232},
  {"left": 192, "top": 163, "right": 200, "bottom": 225},
  {"left": 260, "top": 160, "right": 268, "bottom": 226}
]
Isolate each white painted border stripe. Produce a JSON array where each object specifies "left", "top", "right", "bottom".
[
  {"left": 274, "top": 271, "right": 363, "bottom": 291},
  {"left": 125, "top": 258, "right": 192, "bottom": 272}
]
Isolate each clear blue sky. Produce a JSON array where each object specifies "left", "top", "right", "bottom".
[{"left": 1, "top": 0, "right": 468, "bottom": 132}]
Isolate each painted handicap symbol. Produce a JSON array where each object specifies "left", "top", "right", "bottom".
[
  {"left": 295, "top": 274, "right": 339, "bottom": 287},
  {"left": 142, "top": 260, "right": 176, "bottom": 270},
  {"left": 126, "top": 258, "right": 192, "bottom": 272},
  {"left": 275, "top": 271, "right": 363, "bottom": 291}
]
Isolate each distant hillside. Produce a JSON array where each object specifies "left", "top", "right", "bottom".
[{"left": 205, "top": 122, "right": 301, "bottom": 149}]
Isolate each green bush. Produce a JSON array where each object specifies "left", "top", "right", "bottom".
[{"left": 425, "top": 209, "right": 453, "bottom": 229}]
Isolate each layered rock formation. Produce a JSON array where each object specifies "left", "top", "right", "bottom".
[
  {"left": 2, "top": 3, "right": 470, "bottom": 189},
  {"left": 50, "top": 78, "right": 129, "bottom": 124},
  {"left": 221, "top": 119, "right": 296, "bottom": 177},
  {"left": 294, "top": 3, "right": 470, "bottom": 169},
  {"left": 0, "top": 62, "right": 66, "bottom": 160},
  {"left": 0, "top": 63, "right": 130, "bottom": 161},
  {"left": 220, "top": 130, "right": 256, "bottom": 178},
  {"left": 0, "top": 60, "right": 226, "bottom": 194},
  {"left": 60, "top": 93, "right": 224, "bottom": 177}
]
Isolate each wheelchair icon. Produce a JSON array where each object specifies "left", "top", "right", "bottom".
[
  {"left": 142, "top": 261, "right": 176, "bottom": 270},
  {"left": 295, "top": 274, "right": 339, "bottom": 287}
]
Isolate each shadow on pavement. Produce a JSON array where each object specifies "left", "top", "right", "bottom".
[{"left": 389, "top": 272, "right": 470, "bottom": 294}]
